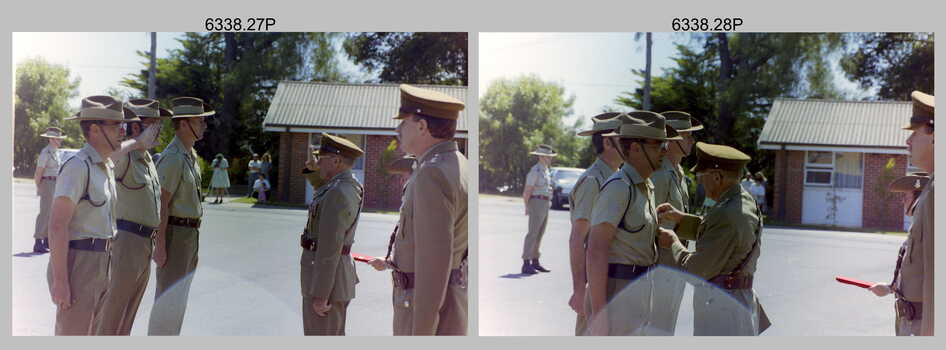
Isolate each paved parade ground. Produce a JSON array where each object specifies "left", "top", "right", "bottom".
[
  {"left": 478, "top": 194, "right": 906, "bottom": 336},
  {"left": 12, "top": 181, "right": 399, "bottom": 336}
]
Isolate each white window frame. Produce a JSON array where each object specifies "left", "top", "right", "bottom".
[{"left": 804, "top": 151, "right": 835, "bottom": 186}]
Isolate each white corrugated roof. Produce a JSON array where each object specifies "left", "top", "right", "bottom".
[
  {"left": 758, "top": 98, "right": 913, "bottom": 149},
  {"left": 262, "top": 81, "right": 469, "bottom": 134}
]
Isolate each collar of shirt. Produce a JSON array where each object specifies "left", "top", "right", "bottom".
[
  {"left": 80, "top": 142, "right": 113, "bottom": 168},
  {"left": 620, "top": 162, "right": 648, "bottom": 187},
  {"left": 591, "top": 157, "right": 611, "bottom": 178},
  {"left": 418, "top": 140, "right": 458, "bottom": 165},
  {"left": 328, "top": 168, "right": 354, "bottom": 184},
  {"left": 715, "top": 183, "right": 743, "bottom": 208}
]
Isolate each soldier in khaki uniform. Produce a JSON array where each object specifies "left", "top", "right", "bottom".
[
  {"left": 586, "top": 112, "right": 680, "bottom": 336},
  {"left": 33, "top": 126, "right": 68, "bottom": 253},
  {"left": 521, "top": 144, "right": 556, "bottom": 274},
  {"left": 648, "top": 111, "right": 702, "bottom": 335},
  {"left": 299, "top": 133, "right": 365, "bottom": 335},
  {"left": 92, "top": 99, "right": 171, "bottom": 335},
  {"left": 869, "top": 90, "right": 934, "bottom": 336},
  {"left": 656, "top": 142, "right": 771, "bottom": 336},
  {"left": 46, "top": 96, "right": 153, "bottom": 335},
  {"left": 371, "top": 84, "right": 467, "bottom": 335},
  {"left": 568, "top": 113, "right": 622, "bottom": 335},
  {"left": 148, "top": 97, "right": 213, "bottom": 336}
]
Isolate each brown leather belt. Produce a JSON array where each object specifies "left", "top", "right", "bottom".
[
  {"left": 41, "top": 176, "right": 57, "bottom": 181},
  {"left": 530, "top": 195, "right": 550, "bottom": 201},
  {"left": 708, "top": 274, "right": 753, "bottom": 290},
  {"left": 608, "top": 263, "right": 653, "bottom": 280},
  {"left": 117, "top": 219, "right": 157, "bottom": 238},
  {"left": 300, "top": 235, "right": 351, "bottom": 255},
  {"left": 896, "top": 299, "right": 923, "bottom": 321},
  {"left": 168, "top": 216, "right": 201, "bottom": 229},
  {"left": 69, "top": 238, "right": 110, "bottom": 252},
  {"left": 392, "top": 268, "right": 465, "bottom": 289}
]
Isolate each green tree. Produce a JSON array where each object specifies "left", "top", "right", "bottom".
[
  {"left": 13, "top": 57, "right": 81, "bottom": 175},
  {"left": 841, "top": 32, "right": 934, "bottom": 100},
  {"left": 479, "top": 74, "right": 581, "bottom": 192},
  {"left": 344, "top": 32, "right": 468, "bottom": 85},
  {"left": 616, "top": 34, "right": 846, "bottom": 174},
  {"left": 122, "top": 32, "right": 348, "bottom": 184}
]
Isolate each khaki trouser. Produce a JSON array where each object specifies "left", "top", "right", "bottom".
[
  {"left": 34, "top": 179, "right": 56, "bottom": 239},
  {"left": 392, "top": 285, "right": 467, "bottom": 335},
  {"left": 148, "top": 225, "right": 199, "bottom": 335},
  {"left": 522, "top": 197, "right": 550, "bottom": 260},
  {"left": 92, "top": 230, "right": 153, "bottom": 335},
  {"left": 302, "top": 298, "right": 350, "bottom": 335},
  {"left": 692, "top": 286, "right": 762, "bottom": 336},
  {"left": 649, "top": 247, "right": 688, "bottom": 335},
  {"left": 604, "top": 275, "right": 653, "bottom": 336},
  {"left": 895, "top": 301, "right": 923, "bottom": 336},
  {"left": 46, "top": 248, "right": 110, "bottom": 335}
]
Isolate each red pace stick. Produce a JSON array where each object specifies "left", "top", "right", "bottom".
[
  {"left": 835, "top": 276, "right": 873, "bottom": 289},
  {"left": 351, "top": 253, "right": 375, "bottom": 263}
]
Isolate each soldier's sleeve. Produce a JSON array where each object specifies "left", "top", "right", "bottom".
[
  {"left": 157, "top": 152, "right": 184, "bottom": 195},
  {"left": 570, "top": 176, "right": 598, "bottom": 224},
  {"left": 525, "top": 167, "right": 539, "bottom": 187},
  {"left": 53, "top": 157, "right": 86, "bottom": 203},
  {"left": 920, "top": 183, "right": 934, "bottom": 336},
  {"left": 411, "top": 165, "right": 455, "bottom": 335},
  {"left": 309, "top": 186, "right": 357, "bottom": 299},
  {"left": 672, "top": 211, "right": 738, "bottom": 279},
  {"left": 674, "top": 213, "right": 703, "bottom": 241},
  {"left": 590, "top": 181, "right": 630, "bottom": 228}
]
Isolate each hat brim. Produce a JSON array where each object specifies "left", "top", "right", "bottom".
[
  {"left": 65, "top": 107, "right": 137, "bottom": 121},
  {"left": 172, "top": 103, "right": 216, "bottom": 118},
  {"left": 672, "top": 118, "right": 704, "bottom": 132},
  {"left": 141, "top": 108, "right": 174, "bottom": 119},
  {"left": 601, "top": 125, "right": 682, "bottom": 140},
  {"left": 530, "top": 152, "right": 558, "bottom": 157},
  {"left": 40, "top": 134, "right": 67, "bottom": 139}
]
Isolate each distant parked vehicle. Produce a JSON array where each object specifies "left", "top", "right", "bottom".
[{"left": 550, "top": 167, "right": 584, "bottom": 210}]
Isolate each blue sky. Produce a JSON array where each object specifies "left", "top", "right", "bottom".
[
  {"left": 479, "top": 32, "right": 872, "bottom": 127},
  {"left": 12, "top": 32, "right": 370, "bottom": 108}
]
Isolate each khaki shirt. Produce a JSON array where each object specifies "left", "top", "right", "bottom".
[
  {"left": 114, "top": 150, "right": 162, "bottom": 228},
  {"left": 569, "top": 158, "right": 616, "bottom": 224},
  {"left": 53, "top": 143, "right": 117, "bottom": 240},
  {"left": 672, "top": 185, "right": 762, "bottom": 279},
  {"left": 301, "top": 169, "right": 363, "bottom": 301},
  {"left": 391, "top": 140, "right": 468, "bottom": 334},
  {"left": 896, "top": 176, "right": 933, "bottom": 310},
  {"left": 525, "top": 162, "right": 552, "bottom": 196},
  {"left": 591, "top": 163, "right": 658, "bottom": 266},
  {"left": 37, "top": 145, "right": 61, "bottom": 177},
  {"left": 652, "top": 157, "right": 690, "bottom": 222},
  {"left": 157, "top": 136, "right": 203, "bottom": 219}
]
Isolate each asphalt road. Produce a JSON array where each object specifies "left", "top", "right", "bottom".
[
  {"left": 477, "top": 194, "right": 906, "bottom": 336},
  {"left": 12, "top": 181, "right": 400, "bottom": 336}
]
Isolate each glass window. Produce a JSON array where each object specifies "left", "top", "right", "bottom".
[
  {"left": 805, "top": 170, "right": 832, "bottom": 186},
  {"left": 833, "top": 152, "right": 863, "bottom": 189},
  {"left": 806, "top": 151, "right": 833, "bottom": 166}
]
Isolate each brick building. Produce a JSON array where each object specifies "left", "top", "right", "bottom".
[
  {"left": 758, "top": 98, "right": 919, "bottom": 231},
  {"left": 262, "top": 82, "right": 469, "bottom": 210}
]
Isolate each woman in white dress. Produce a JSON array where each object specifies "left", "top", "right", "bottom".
[{"left": 210, "top": 153, "right": 231, "bottom": 204}]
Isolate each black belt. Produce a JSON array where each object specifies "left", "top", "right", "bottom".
[
  {"left": 300, "top": 235, "right": 351, "bottom": 255},
  {"left": 896, "top": 299, "right": 923, "bottom": 321},
  {"left": 69, "top": 238, "right": 110, "bottom": 252},
  {"left": 168, "top": 216, "right": 201, "bottom": 229},
  {"left": 607, "top": 263, "right": 653, "bottom": 280},
  {"left": 117, "top": 219, "right": 157, "bottom": 238},
  {"left": 530, "top": 195, "right": 550, "bottom": 201},
  {"left": 708, "top": 274, "right": 754, "bottom": 290},
  {"left": 41, "top": 176, "right": 57, "bottom": 181},
  {"left": 392, "top": 269, "right": 465, "bottom": 289}
]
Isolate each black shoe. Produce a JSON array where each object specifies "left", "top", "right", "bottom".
[
  {"left": 33, "top": 239, "right": 48, "bottom": 254},
  {"left": 521, "top": 260, "right": 537, "bottom": 275},
  {"left": 42, "top": 238, "right": 50, "bottom": 251},
  {"left": 532, "top": 259, "right": 550, "bottom": 273}
]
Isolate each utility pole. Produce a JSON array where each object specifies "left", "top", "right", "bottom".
[{"left": 148, "top": 32, "right": 156, "bottom": 98}]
